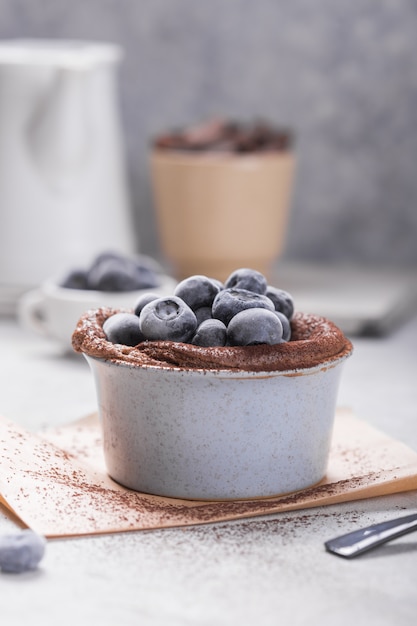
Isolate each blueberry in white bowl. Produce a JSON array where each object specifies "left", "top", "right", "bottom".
[{"left": 18, "top": 250, "right": 177, "bottom": 351}]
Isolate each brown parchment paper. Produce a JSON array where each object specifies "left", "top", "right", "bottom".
[{"left": 1, "top": 408, "right": 417, "bottom": 538}]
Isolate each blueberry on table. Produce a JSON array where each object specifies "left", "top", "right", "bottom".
[
  {"left": 103, "top": 313, "right": 144, "bottom": 346},
  {"left": 192, "top": 319, "right": 227, "bottom": 347},
  {"left": 174, "top": 275, "right": 221, "bottom": 310},
  {"left": 224, "top": 268, "right": 267, "bottom": 294},
  {"left": 266, "top": 286, "right": 294, "bottom": 320},
  {"left": 140, "top": 296, "right": 197, "bottom": 342},
  {"left": 212, "top": 288, "right": 275, "bottom": 325},
  {"left": 0, "top": 530, "right": 46, "bottom": 574},
  {"left": 227, "top": 308, "right": 284, "bottom": 346},
  {"left": 275, "top": 311, "right": 292, "bottom": 341}
]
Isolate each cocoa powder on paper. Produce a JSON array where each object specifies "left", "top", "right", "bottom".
[{"left": 24, "top": 455, "right": 383, "bottom": 532}]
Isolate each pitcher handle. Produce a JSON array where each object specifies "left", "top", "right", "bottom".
[{"left": 17, "top": 289, "right": 49, "bottom": 336}]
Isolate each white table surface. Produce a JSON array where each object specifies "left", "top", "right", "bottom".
[{"left": 1, "top": 313, "right": 417, "bottom": 626}]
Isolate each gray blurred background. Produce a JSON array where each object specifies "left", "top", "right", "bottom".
[{"left": 1, "top": 0, "right": 416, "bottom": 269}]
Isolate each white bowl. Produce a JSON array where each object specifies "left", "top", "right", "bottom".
[
  {"left": 85, "top": 348, "right": 351, "bottom": 500},
  {"left": 18, "top": 274, "right": 177, "bottom": 351}
]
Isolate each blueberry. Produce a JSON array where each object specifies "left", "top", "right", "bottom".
[
  {"left": 133, "top": 264, "right": 160, "bottom": 290},
  {"left": 174, "top": 275, "right": 221, "bottom": 310},
  {"left": 212, "top": 288, "right": 275, "bottom": 325},
  {"left": 103, "top": 313, "right": 144, "bottom": 346},
  {"left": 275, "top": 311, "right": 292, "bottom": 342},
  {"left": 266, "top": 286, "right": 294, "bottom": 320},
  {"left": 87, "top": 250, "right": 124, "bottom": 279},
  {"left": 194, "top": 306, "right": 213, "bottom": 326},
  {"left": 0, "top": 530, "right": 46, "bottom": 574},
  {"left": 210, "top": 278, "right": 225, "bottom": 291},
  {"left": 60, "top": 269, "right": 89, "bottom": 290},
  {"left": 192, "top": 319, "right": 227, "bottom": 347},
  {"left": 134, "top": 253, "right": 164, "bottom": 275},
  {"left": 87, "top": 251, "right": 159, "bottom": 292},
  {"left": 133, "top": 292, "right": 159, "bottom": 317},
  {"left": 224, "top": 268, "right": 267, "bottom": 294},
  {"left": 227, "top": 308, "right": 283, "bottom": 346},
  {"left": 87, "top": 256, "right": 139, "bottom": 291},
  {"left": 89, "top": 251, "right": 123, "bottom": 268},
  {"left": 140, "top": 296, "right": 197, "bottom": 342}
]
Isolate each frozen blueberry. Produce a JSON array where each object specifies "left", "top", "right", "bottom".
[
  {"left": 91, "top": 251, "right": 123, "bottom": 264},
  {"left": 60, "top": 269, "right": 89, "bottom": 290},
  {"left": 194, "top": 306, "right": 213, "bottom": 326},
  {"left": 212, "top": 288, "right": 275, "bottom": 325},
  {"left": 103, "top": 313, "right": 144, "bottom": 346},
  {"left": 133, "top": 292, "right": 159, "bottom": 317},
  {"left": 192, "top": 319, "right": 227, "bottom": 347},
  {"left": 87, "top": 251, "right": 159, "bottom": 292},
  {"left": 0, "top": 530, "right": 46, "bottom": 574},
  {"left": 227, "top": 308, "right": 283, "bottom": 346},
  {"left": 87, "top": 255, "right": 138, "bottom": 291},
  {"left": 134, "top": 253, "right": 164, "bottom": 275},
  {"left": 210, "top": 278, "right": 224, "bottom": 291},
  {"left": 224, "top": 268, "right": 267, "bottom": 294},
  {"left": 174, "top": 275, "right": 221, "bottom": 310},
  {"left": 87, "top": 251, "right": 124, "bottom": 278},
  {"left": 133, "top": 264, "right": 160, "bottom": 290},
  {"left": 266, "top": 286, "right": 294, "bottom": 320},
  {"left": 140, "top": 296, "right": 197, "bottom": 342},
  {"left": 275, "top": 311, "right": 292, "bottom": 342}
]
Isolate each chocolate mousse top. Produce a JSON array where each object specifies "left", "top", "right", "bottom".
[
  {"left": 153, "top": 118, "right": 293, "bottom": 154},
  {"left": 72, "top": 308, "right": 352, "bottom": 373}
]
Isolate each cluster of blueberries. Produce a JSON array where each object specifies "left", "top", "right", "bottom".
[
  {"left": 61, "top": 251, "right": 161, "bottom": 292},
  {"left": 103, "top": 268, "right": 294, "bottom": 348}
]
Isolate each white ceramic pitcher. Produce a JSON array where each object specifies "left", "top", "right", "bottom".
[{"left": 0, "top": 39, "right": 135, "bottom": 303}]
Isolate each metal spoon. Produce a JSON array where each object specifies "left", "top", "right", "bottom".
[{"left": 324, "top": 512, "right": 417, "bottom": 558}]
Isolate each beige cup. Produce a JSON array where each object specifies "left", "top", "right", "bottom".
[{"left": 150, "top": 150, "right": 295, "bottom": 282}]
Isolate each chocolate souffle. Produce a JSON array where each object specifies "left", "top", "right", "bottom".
[{"left": 72, "top": 309, "right": 352, "bottom": 373}]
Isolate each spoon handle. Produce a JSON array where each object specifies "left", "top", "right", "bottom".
[{"left": 324, "top": 513, "right": 417, "bottom": 558}]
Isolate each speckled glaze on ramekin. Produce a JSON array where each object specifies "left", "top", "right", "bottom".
[{"left": 85, "top": 350, "right": 351, "bottom": 500}]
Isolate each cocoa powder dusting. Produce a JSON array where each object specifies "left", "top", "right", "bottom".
[{"left": 23, "top": 453, "right": 384, "bottom": 532}]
